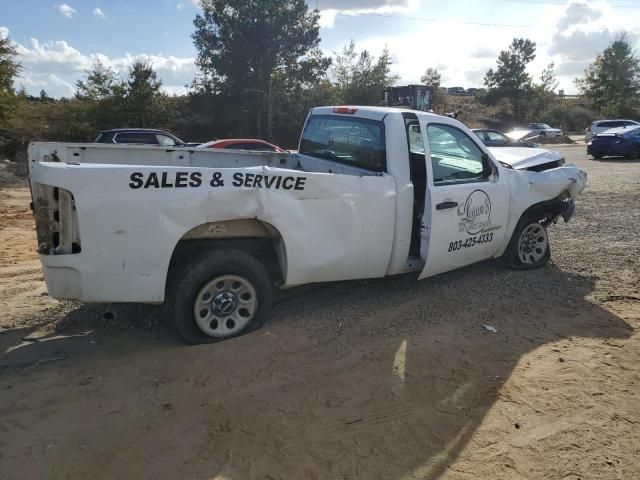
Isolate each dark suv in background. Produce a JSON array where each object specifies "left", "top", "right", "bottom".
[{"left": 95, "top": 128, "right": 191, "bottom": 146}]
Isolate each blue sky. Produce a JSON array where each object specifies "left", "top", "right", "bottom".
[{"left": 1, "top": 0, "right": 639, "bottom": 97}]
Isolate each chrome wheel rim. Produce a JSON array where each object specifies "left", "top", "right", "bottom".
[
  {"left": 518, "top": 223, "right": 548, "bottom": 264},
  {"left": 193, "top": 275, "right": 257, "bottom": 338}
]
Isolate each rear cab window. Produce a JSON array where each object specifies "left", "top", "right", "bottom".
[
  {"left": 95, "top": 131, "right": 115, "bottom": 143},
  {"left": 299, "top": 115, "right": 386, "bottom": 172}
]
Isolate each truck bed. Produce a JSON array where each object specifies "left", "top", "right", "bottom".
[{"left": 27, "top": 142, "right": 379, "bottom": 178}]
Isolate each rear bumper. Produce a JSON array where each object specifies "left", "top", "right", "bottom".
[
  {"left": 39, "top": 254, "right": 165, "bottom": 304},
  {"left": 587, "top": 144, "right": 628, "bottom": 157}
]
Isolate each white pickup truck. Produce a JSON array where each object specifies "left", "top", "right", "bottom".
[{"left": 28, "top": 106, "right": 586, "bottom": 343}]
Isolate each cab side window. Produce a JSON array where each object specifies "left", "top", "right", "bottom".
[
  {"left": 156, "top": 134, "right": 176, "bottom": 146},
  {"left": 427, "top": 124, "right": 490, "bottom": 185}
]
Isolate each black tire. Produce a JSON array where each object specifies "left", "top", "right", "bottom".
[
  {"left": 504, "top": 214, "right": 551, "bottom": 270},
  {"left": 592, "top": 154, "right": 602, "bottom": 160},
  {"left": 167, "top": 249, "right": 273, "bottom": 344}
]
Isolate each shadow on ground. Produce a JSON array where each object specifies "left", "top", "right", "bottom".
[{"left": 0, "top": 261, "right": 634, "bottom": 480}]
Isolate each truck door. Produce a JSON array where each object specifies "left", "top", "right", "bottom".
[{"left": 418, "top": 121, "right": 510, "bottom": 279}]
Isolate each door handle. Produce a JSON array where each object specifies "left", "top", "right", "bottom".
[{"left": 436, "top": 201, "right": 458, "bottom": 210}]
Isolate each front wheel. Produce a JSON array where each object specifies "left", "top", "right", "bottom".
[
  {"left": 505, "top": 215, "right": 550, "bottom": 270},
  {"left": 167, "top": 249, "right": 273, "bottom": 344},
  {"left": 627, "top": 145, "right": 640, "bottom": 159}
]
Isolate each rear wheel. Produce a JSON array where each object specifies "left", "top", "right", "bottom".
[
  {"left": 505, "top": 215, "right": 550, "bottom": 270},
  {"left": 167, "top": 249, "right": 273, "bottom": 344},
  {"left": 592, "top": 153, "right": 603, "bottom": 159}
]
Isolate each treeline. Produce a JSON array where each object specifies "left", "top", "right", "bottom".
[
  {"left": 477, "top": 34, "right": 640, "bottom": 132},
  {"left": 1, "top": 1, "right": 398, "bottom": 152},
  {"left": 2, "top": 0, "right": 640, "bottom": 157}
]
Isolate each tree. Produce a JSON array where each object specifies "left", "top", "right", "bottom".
[
  {"left": 75, "top": 60, "right": 126, "bottom": 131},
  {"left": 38, "top": 89, "right": 54, "bottom": 102},
  {"left": 576, "top": 34, "right": 640, "bottom": 117},
  {"left": 192, "top": 0, "right": 330, "bottom": 140},
  {"left": 332, "top": 40, "right": 398, "bottom": 105},
  {"left": 420, "top": 67, "right": 441, "bottom": 88},
  {"left": 75, "top": 60, "right": 121, "bottom": 101},
  {"left": 484, "top": 38, "right": 536, "bottom": 118},
  {"left": 0, "top": 36, "right": 21, "bottom": 127},
  {"left": 125, "top": 60, "right": 165, "bottom": 127},
  {"left": 530, "top": 62, "right": 559, "bottom": 118},
  {"left": 421, "top": 67, "right": 443, "bottom": 109},
  {"left": 539, "top": 63, "right": 559, "bottom": 93}
]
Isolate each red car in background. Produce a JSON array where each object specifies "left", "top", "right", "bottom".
[{"left": 198, "top": 139, "right": 287, "bottom": 152}]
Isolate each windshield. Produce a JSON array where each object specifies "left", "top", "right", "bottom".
[{"left": 299, "top": 115, "right": 386, "bottom": 172}]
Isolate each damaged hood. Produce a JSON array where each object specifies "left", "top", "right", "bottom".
[{"left": 488, "top": 146, "right": 563, "bottom": 170}]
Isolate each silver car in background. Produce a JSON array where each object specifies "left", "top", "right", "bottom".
[
  {"left": 525, "top": 123, "right": 563, "bottom": 137},
  {"left": 585, "top": 119, "right": 640, "bottom": 141},
  {"left": 506, "top": 123, "right": 563, "bottom": 142}
]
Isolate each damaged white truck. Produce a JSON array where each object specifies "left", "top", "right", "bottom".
[{"left": 28, "top": 107, "right": 587, "bottom": 343}]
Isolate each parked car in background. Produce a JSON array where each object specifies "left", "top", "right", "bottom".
[
  {"left": 525, "top": 123, "right": 563, "bottom": 137},
  {"left": 584, "top": 119, "right": 640, "bottom": 141},
  {"left": 198, "top": 139, "right": 286, "bottom": 152},
  {"left": 95, "top": 128, "right": 190, "bottom": 146},
  {"left": 472, "top": 128, "right": 538, "bottom": 148},
  {"left": 505, "top": 123, "right": 562, "bottom": 142},
  {"left": 587, "top": 126, "right": 640, "bottom": 159}
]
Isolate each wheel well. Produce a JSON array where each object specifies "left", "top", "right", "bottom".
[
  {"left": 167, "top": 221, "right": 287, "bottom": 291},
  {"left": 519, "top": 191, "right": 570, "bottom": 226}
]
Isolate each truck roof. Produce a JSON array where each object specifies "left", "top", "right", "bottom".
[{"left": 310, "top": 106, "right": 445, "bottom": 122}]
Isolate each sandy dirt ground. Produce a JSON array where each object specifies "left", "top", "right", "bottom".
[{"left": 0, "top": 148, "right": 638, "bottom": 480}]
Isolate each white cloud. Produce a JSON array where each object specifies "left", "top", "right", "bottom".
[
  {"left": 546, "top": 0, "right": 640, "bottom": 91},
  {"left": 92, "top": 7, "right": 106, "bottom": 18},
  {"left": 470, "top": 47, "right": 497, "bottom": 59},
  {"left": 318, "top": 0, "right": 409, "bottom": 9},
  {"left": 18, "top": 73, "right": 76, "bottom": 97},
  {"left": 12, "top": 36, "right": 196, "bottom": 98},
  {"left": 340, "top": 0, "right": 640, "bottom": 94},
  {"left": 57, "top": 4, "right": 77, "bottom": 18},
  {"left": 0, "top": 26, "right": 9, "bottom": 40},
  {"left": 556, "top": 1, "right": 602, "bottom": 31},
  {"left": 465, "top": 67, "right": 488, "bottom": 85},
  {"left": 177, "top": 3, "right": 184, "bottom": 10},
  {"left": 319, "top": 0, "right": 418, "bottom": 29}
]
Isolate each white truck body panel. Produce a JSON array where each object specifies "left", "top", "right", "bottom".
[
  {"left": 28, "top": 107, "right": 587, "bottom": 305},
  {"left": 29, "top": 161, "right": 397, "bottom": 302}
]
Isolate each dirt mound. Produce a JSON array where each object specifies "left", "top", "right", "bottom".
[{"left": 538, "top": 135, "right": 576, "bottom": 145}]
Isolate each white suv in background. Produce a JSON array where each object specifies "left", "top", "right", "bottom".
[{"left": 585, "top": 119, "right": 640, "bottom": 141}]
